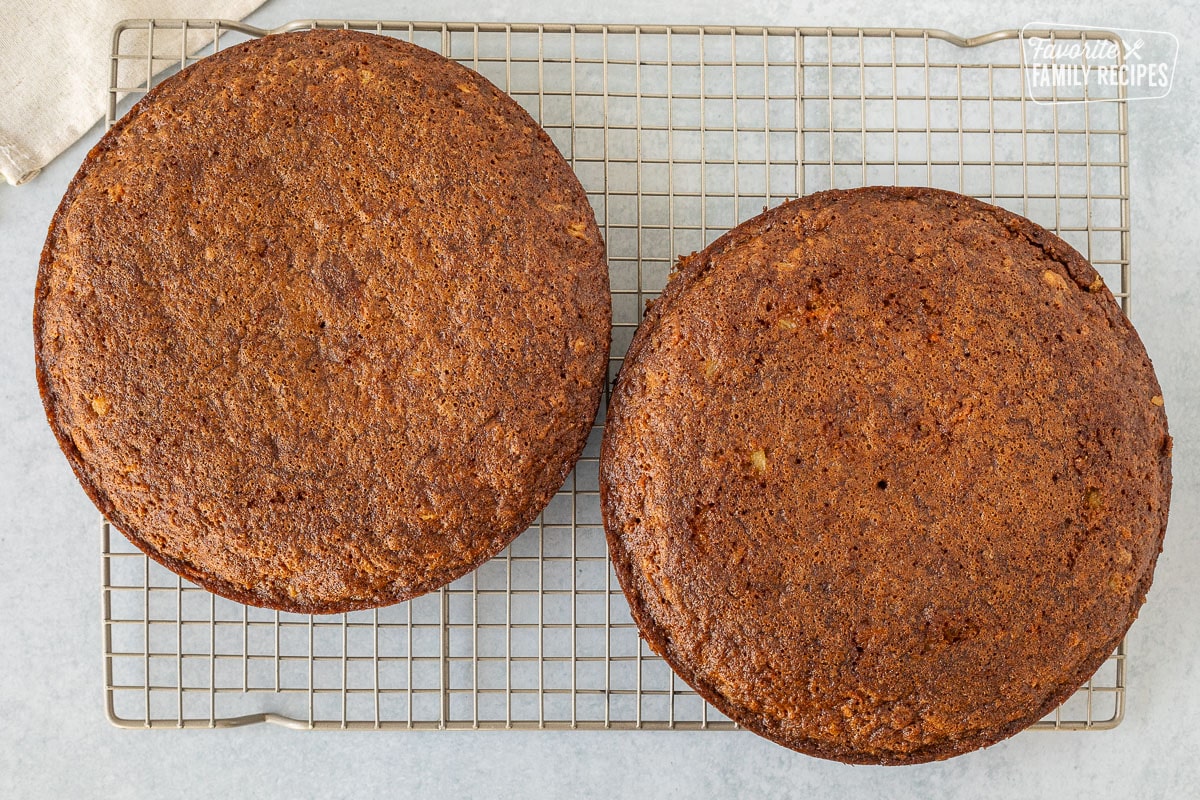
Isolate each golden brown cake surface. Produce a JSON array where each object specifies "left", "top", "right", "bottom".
[
  {"left": 36, "top": 29, "right": 610, "bottom": 613},
  {"left": 600, "top": 186, "right": 1170, "bottom": 763}
]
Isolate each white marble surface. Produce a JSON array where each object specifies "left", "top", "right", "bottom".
[{"left": 1, "top": 0, "right": 1196, "bottom": 796}]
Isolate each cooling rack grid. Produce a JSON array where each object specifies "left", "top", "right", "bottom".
[{"left": 103, "top": 18, "right": 1129, "bottom": 730}]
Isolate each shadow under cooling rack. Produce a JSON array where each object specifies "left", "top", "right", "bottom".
[{"left": 103, "top": 19, "right": 1130, "bottom": 731}]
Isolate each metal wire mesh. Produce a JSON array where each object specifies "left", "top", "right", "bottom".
[{"left": 102, "top": 18, "right": 1130, "bottom": 730}]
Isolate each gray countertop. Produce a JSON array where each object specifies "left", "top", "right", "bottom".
[{"left": 2, "top": 0, "right": 1196, "bottom": 796}]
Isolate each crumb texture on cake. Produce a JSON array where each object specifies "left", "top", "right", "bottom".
[
  {"left": 600, "top": 186, "right": 1170, "bottom": 764},
  {"left": 36, "top": 29, "right": 610, "bottom": 613}
]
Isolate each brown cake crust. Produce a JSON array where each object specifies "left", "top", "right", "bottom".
[
  {"left": 601, "top": 186, "right": 1171, "bottom": 764},
  {"left": 36, "top": 29, "right": 610, "bottom": 613}
]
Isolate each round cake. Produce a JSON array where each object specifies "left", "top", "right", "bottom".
[
  {"left": 600, "top": 186, "right": 1171, "bottom": 763},
  {"left": 36, "top": 29, "right": 610, "bottom": 613}
]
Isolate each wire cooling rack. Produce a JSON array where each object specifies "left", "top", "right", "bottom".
[{"left": 102, "top": 19, "right": 1130, "bottom": 730}]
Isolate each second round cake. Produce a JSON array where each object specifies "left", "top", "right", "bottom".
[{"left": 601, "top": 186, "right": 1171, "bottom": 763}]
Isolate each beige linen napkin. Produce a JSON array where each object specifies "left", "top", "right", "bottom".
[{"left": 0, "top": 0, "right": 266, "bottom": 186}]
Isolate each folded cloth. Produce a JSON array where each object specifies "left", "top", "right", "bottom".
[{"left": 0, "top": 0, "right": 265, "bottom": 186}]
